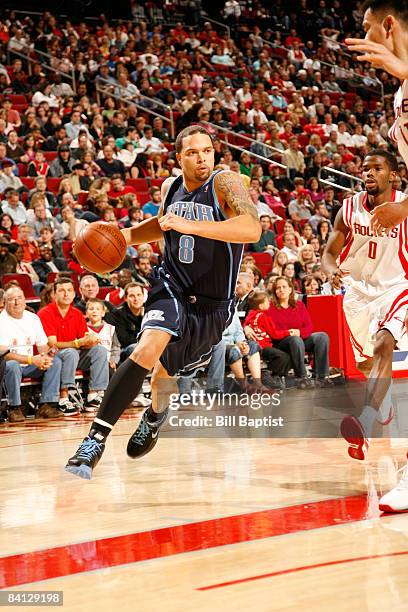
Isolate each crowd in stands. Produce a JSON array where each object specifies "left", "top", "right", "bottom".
[{"left": 0, "top": 1, "right": 400, "bottom": 420}]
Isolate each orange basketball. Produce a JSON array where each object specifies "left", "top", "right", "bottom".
[{"left": 73, "top": 222, "right": 127, "bottom": 274}]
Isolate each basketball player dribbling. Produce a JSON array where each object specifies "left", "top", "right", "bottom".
[
  {"left": 65, "top": 126, "right": 261, "bottom": 479},
  {"left": 323, "top": 150, "right": 408, "bottom": 512}
]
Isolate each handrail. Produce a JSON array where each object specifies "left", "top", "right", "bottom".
[
  {"left": 6, "top": 47, "right": 76, "bottom": 91},
  {"left": 200, "top": 121, "right": 284, "bottom": 157},
  {"left": 200, "top": 16, "right": 231, "bottom": 38},
  {"left": 319, "top": 165, "right": 364, "bottom": 192},
  {"left": 95, "top": 78, "right": 175, "bottom": 139}
]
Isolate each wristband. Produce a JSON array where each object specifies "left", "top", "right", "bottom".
[
  {"left": 27, "top": 355, "right": 32, "bottom": 365},
  {"left": 74, "top": 339, "right": 80, "bottom": 349}
]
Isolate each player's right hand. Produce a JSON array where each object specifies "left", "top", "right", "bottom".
[
  {"left": 371, "top": 201, "right": 408, "bottom": 232},
  {"left": 345, "top": 38, "right": 408, "bottom": 80}
]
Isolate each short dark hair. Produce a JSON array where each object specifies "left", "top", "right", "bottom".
[
  {"left": 248, "top": 290, "right": 269, "bottom": 310},
  {"left": 365, "top": 149, "right": 398, "bottom": 171},
  {"left": 54, "top": 277, "right": 74, "bottom": 290},
  {"left": 175, "top": 126, "right": 214, "bottom": 153},
  {"left": 362, "top": 0, "right": 408, "bottom": 22},
  {"left": 124, "top": 282, "right": 145, "bottom": 296}
]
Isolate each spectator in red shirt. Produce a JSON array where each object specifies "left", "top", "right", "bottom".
[
  {"left": 244, "top": 291, "right": 291, "bottom": 377},
  {"left": 38, "top": 277, "right": 109, "bottom": 413},
  {"left": 304, "top": 115, "right": 326, "bottom": 137},
  {"left": 17, "top": 224, "right": 39, "bottom": 262},
  {"left": 267, "top": 276, "right": 330, "bottom": 386},
  {"left": 107, "top": 174, "right": 136, "bottom": 201}
]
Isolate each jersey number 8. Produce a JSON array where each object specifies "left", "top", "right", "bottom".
[{"left": 178, "top": 235, "right": 195, "bottom": 264}]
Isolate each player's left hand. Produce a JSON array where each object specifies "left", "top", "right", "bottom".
[
  {"left": 345, "top": 38, "right": 408, "bottom": 80},
  {"left": 371, "top": 201, "right": 408, "bottom": 233},
  {"left": 159, "top": 213, "right": 194, "bottom": 233}
]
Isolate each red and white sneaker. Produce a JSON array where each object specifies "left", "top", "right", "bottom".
[
  {"left": 379, "top": 458, "right": 408, "bottom": 513},
  {"left": 340, "top": 415, "right": 370, "bottom": 461},
  {"left": 376, "top": 404, "right": 394, "bottom": 426}
]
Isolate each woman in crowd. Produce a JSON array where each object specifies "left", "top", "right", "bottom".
[
  {"left": 269, "top": 276, "right": 330, "bottom": 386},
  {"left": 272, "top": 250, "right": 288, "bottom": 275}
]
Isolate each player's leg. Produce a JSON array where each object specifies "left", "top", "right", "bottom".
[
  {"left": 65, "top": 329, "right": 171, "bottom": 479},
  {"left": 341, "top": 330, "right": 395, "bottom": 461},
  {"left": 127, "top": 361, "right": 174, "bottom": 459}
]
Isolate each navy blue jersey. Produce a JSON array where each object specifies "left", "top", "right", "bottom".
[{"left": 161, "top": 170, "right": 243, "bottom": 301}]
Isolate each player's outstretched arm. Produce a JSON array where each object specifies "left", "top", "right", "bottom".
[
  {"left": 159, "top": 172, "right": 261, "bottom": 243},
  {"left": 321, "top": 208, "right": 348, "bottom": 276},
  {"left": 345, "top": 38, "right": 408, "bottom": 81},
  {"left": 121, "top": 177, "right": 175, "bottom": 246},
  {"left": 371, "top": 197, "right": 408, "bottom": 231}
]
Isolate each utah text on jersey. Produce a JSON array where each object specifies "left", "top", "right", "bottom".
[{"left": 167, "top": 201, "right": 215, "bottom": 221}]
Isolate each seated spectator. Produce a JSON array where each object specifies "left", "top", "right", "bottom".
[
  {"left": 32, "top": 244, "right": 68, "bottom": 284},
  {"left": 317, "top": 219, "right": 332, "bottom": 246},
  {"left": 280, "top": 233, "right": 299, "bottom": 263},
  {"left": 139, "top": 125, "right": 168, "bottom": 154},
  {"left": 96, "top": 144, "right": 126, "bottom": 180},
  {"left": 235, "top": 271, "right": 254, "bottom": 323},
  {"left": 261, "top": 178, "right": 286, "bottom": 215},
  {"left": 282, "top": 261, "right": 301, "bottom": 292},
  {"left": 272, "top": 250, "right": 289, "bottom": 275},
  {"left": 75, "top": 274, "right": 113, "bottom": 314},
  {"left": 27, "top": 150, "right": 50, "bottom": 177},
  {"left": 37, "top": 225, "right": 63, "bottom": 258},
  {"left": 0, "top": 236, "right": 17, "bottom": 275},
  {"left": 223, "top": 307, "right": 276, "bottom": 393},
  {"left": 303, "top": 275, "right": 322, "bottom": 296},
  {"left": 107, "top": 174, "right": 136, "bottom": 203},
  {"left": 300, "top": 222, "right": 314, "bottom": 245},
  {"left": 268, "top": 276, "right": 330, "bottom": 386},
  {"left": 282, "top": 137, "right": 306, "bottom": 180},
  {"left": 28, "top": 194, "right": 65, "bottom": 241},
  {"left": 16, "top": 223, "right": 39, "bottom": 263},
  {"left": 248, "top": 214, "right": 277, "bottom": 253},
  {"left": 2, "top": 189, "right": 28, "bottom": 225},
  {"left": 38, "top": 277, "right": 109, "bottom": 413},
  {"left": 8, "top": 242, "right": 43, "bottom": 294},
  {"left": 5, "top": 130, "right": 24, "bottom": 162},
  {"left": 0, "top": 159, "right": 23, "bottom": 193},
  {"left": 27, "top": 176, "right": 56, "bottom": 209},
  {"left": 0, "top": 285, "right": 63, "bottom": 422},
  {"left": 64, "top": 108, "right": 92, "bottom": 142},
  {"left": 134, "top": 256, "right": 152, "bottom": 287},
  {"left": 60, "top": 205, "right": 88, "bottom": 240},
  {"left": 105, "top": 282, "right": 145, "bottom": 361},
  {"left": 309, "top": 203, "right": 333, "bottom": 233},
  {"left": 321, "top": 271, "right": 345, "bottom": 295},
  {"left": 307, "top": 177, "right": 325, "bottom": 205},
  {"left": 31, "top": 82, "right": 59, "bottom": 109},
  {"left": 106, "top": 268, "right": 133, "bottom": 307},
  {"left": 244, "top": 290, "right": 291, "bottom": 380},
  {"left": 295, "top": 244, "right": 317, "bottom": 280},
  {"left": 85, "top": 299, "right": 121, "bottom": 378},
  {"left": 0, "top": 212, "right": 18, "bottom": 240},
  {"left": 288, "top": 189, "right": 312, "bottom": 222},
  {"left": 142, "top": 186, "right": 162, "bottom": 218},
  {"left": 49, "top": 145, "right": 75, "bottom": 177},
  {"left": 249, "top": 186, "right": 279, "bottom": 219}
]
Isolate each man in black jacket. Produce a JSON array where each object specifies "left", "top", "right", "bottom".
[
  {"left": 105, "top": 282, "right": 145, "bottom": 361},
  {"left": 32, "top": 245, "right": 67, "bottom": 284}
]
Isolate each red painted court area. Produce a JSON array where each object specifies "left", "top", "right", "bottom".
[{"left": 1, "top": 494, "right": 380, "bottom": 588}]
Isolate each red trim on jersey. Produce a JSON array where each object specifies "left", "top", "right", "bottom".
[
  {"left": 349, "top": 328, "right": 371, "bottom": 360},
  {"left": 379, "top": 287, "right": 408, "bottom": 327},
  {"left": 347, "top": 196, "right": 353, "bottom": 227},
  {"left": 398, "top": 218, "right": 408, "bottom": 280},
  {"left": 339, "top": 235, "right": 354, "bottom": 264},
  {"left": 399, "top": 125, "right": 408, "bottom": 148},
  {"left": 362, "top": 192, "right": 370, "bottom": 213}
]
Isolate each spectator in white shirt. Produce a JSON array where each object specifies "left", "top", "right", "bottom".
[
  {"left": 31, "top": 83, "right": 59, "bottom": 109},
  {"left": 64, "top": 109, "right": 92, "bottom": 142},
  {"left": 235, "top": 82, "right": 252, "bottom": 105},
  {"left": 336, "top": 122, "right": 354, "bottom": 147},
  {"left": 139, "top": 126, "right": 167, "bottom": 154},
  {"left": 351, "top": 124, "right": 368, "bottom": 148},
  {"left": 281, "top": 232, "right": 299, "bottom": 263},
  {"left": 246, "top": 101, "right": 267, "bottom": 127},
  {"left": 1, "top": 189, "right": 28, "bottom": 225}
]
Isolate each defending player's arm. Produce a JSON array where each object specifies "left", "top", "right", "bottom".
[
  {"left": 321, "top": 207, "right": 348, "bottom": 276},
  {"left": 120, "top": 177, "right": 175, "bottom": 246},
  {"left": 159, "top": 171, "right": 261, "bottom": 243}
]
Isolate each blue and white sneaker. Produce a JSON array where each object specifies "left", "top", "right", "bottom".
[{"left": 65, "top": 435, "right": 105, "bottom": 479}]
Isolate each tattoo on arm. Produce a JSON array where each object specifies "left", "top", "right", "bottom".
[{"left": 216, "top": 172, "right": 259, "bottom": 221}]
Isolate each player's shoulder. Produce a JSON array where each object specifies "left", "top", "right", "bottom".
[
  {"left": 214, "top": 170, "right": 241, "bottom": 187},
  {"left": 160, "top": 176, "right": 179, "bottom": 200}
]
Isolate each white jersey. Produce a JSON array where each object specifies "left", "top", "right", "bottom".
[
  {"left": 389, "top": 79, "right": 408, "bottom": 165},
  {"left": 339, "top": 190, "right": 408, "bottom": 294}
]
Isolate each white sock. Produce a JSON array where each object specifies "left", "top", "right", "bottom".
[{"left": 360, "top": 405, "right": 377, "bottom": 437}]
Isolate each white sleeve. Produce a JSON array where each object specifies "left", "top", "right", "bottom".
[{"left": 33, "top": 315, "right": 49, "bottom": 347}]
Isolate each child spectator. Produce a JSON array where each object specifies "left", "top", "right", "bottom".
[{"left": 85, "top": 298, "right": 121, "bottom": 379}]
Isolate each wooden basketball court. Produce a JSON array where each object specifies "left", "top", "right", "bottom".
[{"left": 1, "top": 386, "right": 408, "bottom": 611}]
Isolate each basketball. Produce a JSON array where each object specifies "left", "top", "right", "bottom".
[{"left": 73, "top": 222, "right": 127, "bottom": 274}]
